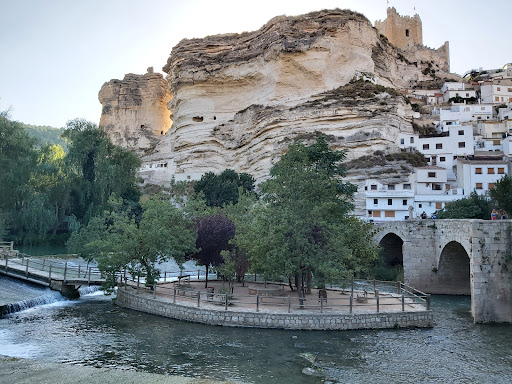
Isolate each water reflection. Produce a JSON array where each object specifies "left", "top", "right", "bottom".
[{"left": 1, "top": 276, "right": 511, "bottom": 384}]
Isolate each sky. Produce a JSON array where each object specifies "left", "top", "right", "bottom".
[{"left": 1, "top": 0, "right": 510, "bottom": 128}]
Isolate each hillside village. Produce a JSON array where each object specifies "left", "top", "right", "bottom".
[{"left": 365, "top": 67, "right": 512, "bottom": 222}]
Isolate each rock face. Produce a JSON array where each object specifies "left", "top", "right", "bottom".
[
  {"left": 98, "top": 68, "right": 172, "bottom": 155},
  {"left": 98, "top": 8, "right": 458, "bottom": 213}
]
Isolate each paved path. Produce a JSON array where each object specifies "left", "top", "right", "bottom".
[{"left": 0, "top": 356, "right": 241, "bottom": 384}]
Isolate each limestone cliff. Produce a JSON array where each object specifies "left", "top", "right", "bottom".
[
  {"left": 99, "top": 8, "right": 459, "bottom": 214},
  {"left": 98, "top": 68, "right": 172, "bottom": 155}
]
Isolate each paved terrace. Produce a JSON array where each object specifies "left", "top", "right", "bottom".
[{"left": 116, "top": 278, "right": 433, "bottom": 330}]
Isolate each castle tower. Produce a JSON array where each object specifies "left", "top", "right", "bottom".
[{"left": 375, "top": 7, "right": 423, "bottom": 50}]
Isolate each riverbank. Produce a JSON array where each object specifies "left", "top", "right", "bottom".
[{"left": 0, "top": 356, "right": 241, "bottom": 384}]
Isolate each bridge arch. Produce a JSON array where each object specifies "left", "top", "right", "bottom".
[
  {"left": 378, "top": 233, "right": 404, "bottom": 268},
  {"left": 436, "top": 241, "right": 471, "bottom": 295}
]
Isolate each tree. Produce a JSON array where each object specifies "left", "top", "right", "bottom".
[
  {"left": 67, "top": 195, "right": 197, "bottom": 291},
  {"left": 490, "top": 175, "right": 512, "bottom": 217},
  {"left": 232, "top": 137, "right": 377, "bottom": 302},
  {"left": 436, "top": 192, "right": 492, "bottom": 219},
  {"left": 63, "top": 119, "right": 141, "bottom": 225},
  {"left": 192, "top": 212, "right": 236, "bottom": 287},
  {"left": 194, "top": 169, "right": 255, "bottom": 207}
]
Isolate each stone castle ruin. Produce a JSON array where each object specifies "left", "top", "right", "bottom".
[{"left": 375, "top": 7, "right": 450, "bottom": 72}]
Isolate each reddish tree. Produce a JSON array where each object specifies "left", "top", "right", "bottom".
[{"left": 194, "top": 213, "right": 236, "bottom": 287}]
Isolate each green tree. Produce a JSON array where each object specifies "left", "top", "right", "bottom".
[
  {"left": 63, "top": 119, "right": 141, "bottom": 225},
  {"left": 194, "top": 169, "right": 255, "bottom": 207},
  {"left": 436, "top": 192, "right": 492, "bottom": 219},
  {"left": 67, "top": 195, "right": 197, "bottom": 291},
  {"left": 0, "top": 112, "right": 38, "bottom": 214},
  {"left": 232, "top": 137, "right": 377, "bottom": 302},
  {"left": 489, "top": 175, "right": 512, "bottom": 217}
]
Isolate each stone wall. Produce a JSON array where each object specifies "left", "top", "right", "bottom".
[
  {"left": 375, "top": 7, "right": 423, "bottom": 49},
  {"left": 116, "top": 289, "right": 433, "bottom": 330},
  {"left": 375, "top": 220, "right": 512, "bottom": 323}
]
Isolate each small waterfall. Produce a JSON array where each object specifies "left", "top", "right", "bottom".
[
  {"left": 1, "top": 291, "right": 65, "bottom": 317},
  {"left": 78, "top": 285, "right": 101, "bottom": 296}
]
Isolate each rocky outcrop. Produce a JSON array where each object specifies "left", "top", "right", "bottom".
[
  {"left": 98, "top": 68, "right": 172, "bottom": 155},
  {"left": 99, "top": 8, "right": 458, "bottom": 213}
]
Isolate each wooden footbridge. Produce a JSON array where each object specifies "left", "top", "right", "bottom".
[{"left": 0, "top": 242, "right": 104, "bottom": 297}]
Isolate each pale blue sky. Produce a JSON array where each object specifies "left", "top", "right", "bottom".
[{"left": 1, "top": 0, "right": 510, "bottom": 127}]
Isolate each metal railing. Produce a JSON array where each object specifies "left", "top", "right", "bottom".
[{"left": 119, "top": 275, "right": 431, "bottom": 314}]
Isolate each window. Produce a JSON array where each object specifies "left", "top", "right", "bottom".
[
  {"left": 371, "top": 184, "right": 377, "bottom": 190},
  {"left": 423, "top": 144, "right": 430, "bottom": 150},
  {"left": 458, "top": 142, "right": 466, "bottom": 148},
  {"left": 495, "top": 96, "right": 500, "bottom": 102},
  {"left": 400, "top": 138, "right": 405, "bottom": 145},
  {"left": 425, "top": 157, "right": 430, "bottom": 162},
  {"left": 458, "top": 130, "right": 464, "bottom": 135},
  {"left": 388, "top": 199, "right": 392, "bottom": 206},
  {"left": 432, "top": 184, "right": 442, "bottom": 190},
  {"left": 508, "top": 88, "right": 512, "bottom": 92},
  {"left": 405, "top": 29, "right": 409, "bottom": 37},
  {"left": 403, "top": 199, "right": 407, "bottom": 206},
  {"left": 403, "top": 183, "right": 411, "bottom": 189},
  {"left": 374, "top": 199, "right": 378, "bottom": 205},
  {"left": 488, "top": 168, "right": 495, "bottom": 174},
  {"left": 481, "top": 107, "right": 486, "bottom": 111},
  {"left": 428, "top": 172, "right": 436, "bottom": 178},
  {"left": 489, "top": 183, "right": 496, "bottom": 189},
  {"left": 493, "top": 140, "right": 501, "bottom": 145},
  {"left": 385, "top": 211, "right": 395, "bottom": 218},
  {"left": 436, "top": 143, "right": 442, "bottom": 149},
  {"left": 453, "top": 156, "right": 457, "bottom": 160},
  {"left": 419, "top": 204, "right": 422, "bottom": 208},
  {"left": 436, "top": 202, "right": 442, "bottom": 209},
  {"left": 410, "top": 137, "right": 414, "bottom": 143},
  {"left": 498, "top": 168, "right": 505, "bottom": 174},
  {"left": 466, "top": 93, "right": 470, "bottom": 97},
  {"left": 388, "top": 185, "right": 395, "bottom": 190},
  {"left": 475, "top": 168, "right": 482, "bottom": 174},
  {"left": 497, "top": 87, "right": 501, "bottom": 91},
  {"left": 440, "top": 157, "right": 446, "bottom": 162},
  {"left": 373, "top": 210, "right": 381, "bottom": 217},
  {"left": 476, "top": 183, "right": 483, "bottom": 189}
]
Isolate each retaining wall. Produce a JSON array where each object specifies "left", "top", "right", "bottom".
[{"left": 116, "top": 289, "right": 433, "bottom": 330}]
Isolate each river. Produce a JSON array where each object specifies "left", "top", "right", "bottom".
[{"left": 1, "top": 275, "right": 511, "bottom": 383}]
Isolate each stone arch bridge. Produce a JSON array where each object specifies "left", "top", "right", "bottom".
[{"left": 374, "top": 220, "right": 512, "bottom": 323}]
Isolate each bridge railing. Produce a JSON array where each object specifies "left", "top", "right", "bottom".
[{"left": 2, "top": 255, "right": 103, "bottom": 284}]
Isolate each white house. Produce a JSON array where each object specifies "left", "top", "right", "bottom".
[
  {"left": 480, "top": 82, "right": 512, "bottom": 104},
  {"left": 456, "top": 156, "right": 508, "bottom": 196},
  {"left": 441, "top": 82, "right": 477, "bottom": 103},
  {"left": 439, "top": 104, "right": 493, "bottom": 124},
  {"left": 365, "top": 180, "right": 415, "bottom": 222}
]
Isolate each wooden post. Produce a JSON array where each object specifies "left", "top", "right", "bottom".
[
  {"left": 225, "top": 293, "right": 228, "bottom": 310},
  {"left": 351, "top": 275, "right": 354, "bottom": 296},
  {"left": 373, "top": 279, "right": 376, "bottom": 293},
  {"left": 124, "top": 276, "right": 127, "bottom": 290},
  {"left": 198, "top": 270, "right": 200, "bottom": 280},
  {"left": 397, "top": 281, "right": 401, "bottom": 294},
  {"left": 254, "top": 272, "right": 257, "bottom": 282},
  {"left": 349, "top": 294, "right": 353, "bottom": 314},
  {"left": 401, "top": 292, "right": 405, "bottom": 311},
  {"left": 173, "top": 287, "right": 176, "bottom": 303},
  {"left": 197, "top": 291, "right": 200, "bottom": 307},
  {"left": 63, "top": 262, "right": 67, "bottom": 284},
  {"left": 426, "top": 294, "right": 431, "bottom": 310},
  {"left": 320, "top": 295, "right": 323, "bottom": 313},
  {"left": 256, "top": 294, "right": 260, "bottom": 312},
  {"left": 376, "top": 295, "right": 380, "bottom": 313},
  {"left": 288, "top": 296, "right": 291, "bottom": 313},
  {"left": 49, "top": 264, "right": 52, "bottom": 282},
  {"left": 78, "top": 265, "right": 81, "bottom": 278},
  {"left": 5, "top": 255, "right": 8, "bottom": 271},
  {"left": 42, "top": 258, "right": 45, "bottom": 271},
  {"left": 153, "top": 284, "right": 157, "bottom": 298},
  {"left": 25, "top": 259, "right": 29, "bottom": 277},
  {"left": 137, "top": 276, "right": 140, "bottom": 294},
  {"left": 9, "top": 241, "right": 13, "bottom": 251},
  {"left": 164, "top": 271, "right": 167, "bottom": 282}
]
